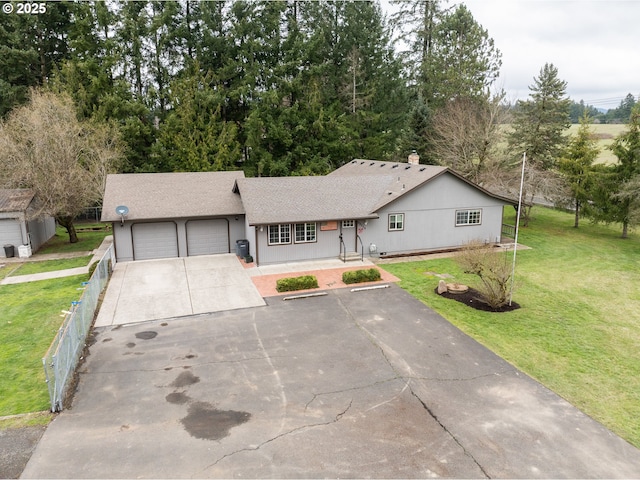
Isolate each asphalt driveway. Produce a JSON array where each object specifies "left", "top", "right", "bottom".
[
  {"left": 23, "top": 286, "right": 640, "bottom": 478},
  {"left": 95, "top": 254, "right": 265, "bottom": 326}
]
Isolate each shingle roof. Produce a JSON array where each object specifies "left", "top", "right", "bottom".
[
  {"left": 101, "top": 171, "right": 245, "bottom": 222},
  {"left": 0, "top": 189, "right": 34, "bottom": 213},
  {"left": 331, "top": 159, "right": 517, "bottom": 208},
  {"left": 329, "top": 159, "right": 448, "bottom": 210},
  {"left": 235, "top": 176, "right": 392, "bottom": 225}
]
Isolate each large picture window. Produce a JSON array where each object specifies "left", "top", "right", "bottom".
[
  {"left": 456, "top": 209, "right": 482, "bottom": 226},
  {"left": 295, "top": 223, "right": 316, "bottom": 243},
  {"left": 268, "top": 224, "right": 291, "bottom": 245},
  {"left": 388, "top": 213, "right": 404, "bottom": 231}
]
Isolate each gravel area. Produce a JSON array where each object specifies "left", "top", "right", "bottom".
[{"left": 0, "top": 425, "right": 47, "bottom": 479}]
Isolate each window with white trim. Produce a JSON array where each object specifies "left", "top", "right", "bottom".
[
  {"left": 456, "top": 209, "right": 482, "bottom": 226},
  {"left": 295, "top": 222, "right": 316, "bottom": 243},
  {"left": 268, "top": 224, "right": 291, "bottom": 245},
  {"left": 388, "top": 213, "right": 404, "bottom": 231},
  {"left": 342, "top": 220, "right": 355, "bottom": 228}
]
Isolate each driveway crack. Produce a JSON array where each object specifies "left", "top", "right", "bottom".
[
  {"left": 197, "top": 400, "right": 353, "bottom": 477},
  {"left": 409, "top": 388, "right": 490, "bottom": 478},
  {"left": 335, "top": 294, "right": 491, "bottom": 478}
]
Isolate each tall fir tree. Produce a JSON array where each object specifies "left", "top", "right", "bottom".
[
  {"left": 557, "top": 113, "right": 600, "bottom": 227},
  {"left": 508, "top": 63, "right": 571, "bottom": 170},
  {"left": 591, "top": 104, "right": 640, "bottom": 238}
]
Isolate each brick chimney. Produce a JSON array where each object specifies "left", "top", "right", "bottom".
[{"left": 408, "top": 150, "right": 420, "bottom": 165}]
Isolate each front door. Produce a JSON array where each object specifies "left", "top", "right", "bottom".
[{"left": 340, "top": 220, "right": 357, "bottom": 253}]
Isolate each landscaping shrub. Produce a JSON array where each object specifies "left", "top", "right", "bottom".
[
  {"left": 342, "top": 268, "right": 381, "bottom": 285},
  {"left": 276, "top": 275, "right": 319, "bottom": 293},
  {"left": 455, "top": 240, "right": 511, "bottom": 309}
]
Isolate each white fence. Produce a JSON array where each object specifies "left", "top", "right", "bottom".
[{"left": 42, "top": 244, "right": 115, "bottom": 412}]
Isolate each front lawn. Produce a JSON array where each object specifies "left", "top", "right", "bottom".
[
  {"left": 9, "top": 255, "right": 93, "bottom": 277},
  {"left": 37, "top": 223, "right": 110, "bottom": 255},
  {"left": 0, "top": 275, "right": 89, "bottom": 416},
  {"left": 382, "top": 207, "right": 640, "bottom": 448}
]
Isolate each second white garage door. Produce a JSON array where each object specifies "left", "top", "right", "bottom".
[
  {"left": 186, "top": 219, "right": 229, "bottom": 256},
  {"left": 132, "top": 222, "right": 179, "bottom": 261}
]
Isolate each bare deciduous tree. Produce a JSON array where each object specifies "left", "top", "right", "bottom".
[
  {"left": 492, "top": 160, "right": 567, "bottom": 227},
  {"left": 0, "top": 90, "right": 122, "bottom": 242},
  {"left": 430, "top": 93, "right": 507, "bottom": 185}
]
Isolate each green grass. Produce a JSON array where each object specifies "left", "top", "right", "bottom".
[
  {"left": 0, "top": 223, "right": 109, "bottom": 423},
  {"left": 382, "top": 207, "right": 640, "bottom": 448},
  {"left": 0, "top": 411, "right": 54, "bottom": 429},
  {"left": 37, "top": 224, "right": 110, "bottom": 255},
  {"left": 9, "top": 256, "right": 93, "bottom": 277},
  {"left": 0, "top": 275, "right": 88, "bottom": 416}
]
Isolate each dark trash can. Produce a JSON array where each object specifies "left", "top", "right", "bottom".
[
  {"left": 236, "top": 239, "right": 249, "bottom": 258},
  {"left": 3, "top": 244, "right": 15, "bottom": 258}
]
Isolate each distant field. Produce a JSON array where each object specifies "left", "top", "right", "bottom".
[
  {"left": 566, "top": 123, "right": 626, "bottom": 165},
  {"left": 500, "top": 123, "right": 626, "bottom": 165}
]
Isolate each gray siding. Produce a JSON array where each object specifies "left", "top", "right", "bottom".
[
  {"left": 27, "top": 216, "right": 56, "bottom": 251},
  {"left": 255, "top": 223, "right": 341, "bottom": 265},
  {"left": 360, "top": 174, "right": 505, "bottom": 256}
]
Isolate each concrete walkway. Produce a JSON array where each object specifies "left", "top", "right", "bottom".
[{"left": 0, "top": 236, "right": 113, "bottom": 285}]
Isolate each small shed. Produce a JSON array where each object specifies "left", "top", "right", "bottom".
[{"left": 0, "top": 189, "right": 56, "bottom": 258}]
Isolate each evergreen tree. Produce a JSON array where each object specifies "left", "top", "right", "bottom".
[
  {"left": 557, "top": 113, "right": 600, "bottom": 227},
  {"left": 427, "top": 4, "right": 502, "bottom": 107},
  {"left": 508, "top": 63, "right": 571, "bottom": 170},
  {"left": 390, "top": 0, "right": 441, "bottom": 101},
  {"left": 115, "top": 0, "right": 150, "bottom": 100},
  {"left": 0, "top": 12, "right": 39, "bottom": 116},
  {"left": 0, "top": 2, "right": 72, "bottom": 115},
  {"left": 153, "top": 66, "right": 241, "bottom": 172},
  {"left": 590, "top": 104, "right": 640, "bottom": 238}
]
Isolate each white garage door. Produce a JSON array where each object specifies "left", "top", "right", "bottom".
[
  {"left": 0, "top": 219, "right": 23, "bottom": 255},
  {"left": 186, "top": 219, "right": 229, "bottom": 256},
  {"left": 132, "top": 222, "right": 178, "bottom": 260}
]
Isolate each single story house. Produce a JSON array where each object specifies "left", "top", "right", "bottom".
[
  {"left": 101, "top": 160, "right": 515, "bottom": 265},
  {"left": 0, "top": 189, "right": 56, "bottom": 258}
]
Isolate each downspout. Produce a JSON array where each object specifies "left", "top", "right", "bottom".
[{"left": 254, "top": 225, "right": 260, "bottom": 266}]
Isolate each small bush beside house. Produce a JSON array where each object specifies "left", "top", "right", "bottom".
[
  {"left": 342, "top": 268, "right": 382, "bottom": 284},
  {"left": 276, "top": 275, "right": 319, "bottom": 293}
]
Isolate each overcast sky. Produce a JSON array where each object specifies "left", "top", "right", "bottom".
[
  {"left": 462, "top": 0, "right": 640, "bottom": 109},
  {"left": 385, "top": 0, "right": 640, "bottom": 110}
]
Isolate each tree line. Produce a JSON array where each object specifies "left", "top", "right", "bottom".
[
  {"left": 0, "top": 0, "right": 503, "bottom": 175},
  {"left": 0, "top": 0, "right": 638, "bottom": 240},
  {"left": 570, "top": 94, "right": 637, "bottom": 124}
]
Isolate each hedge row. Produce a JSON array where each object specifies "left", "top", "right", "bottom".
[
  {"left": 342, "top": 268, "right": 381, "bottom": 285},
  {"left": 276, "top": 275, "right": 319, "bottom": 293}
]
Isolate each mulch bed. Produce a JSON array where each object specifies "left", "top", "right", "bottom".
[{"left": 435, "top": 287, "right": 520, "bottom": 313}]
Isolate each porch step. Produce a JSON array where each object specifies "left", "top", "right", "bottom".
[{"left": 341, "top": 251, "right": 363, "bottom": 262}]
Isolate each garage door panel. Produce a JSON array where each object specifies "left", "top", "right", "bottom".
[
  {"left": 132, "top": 222, "right": 178, "bottom": 261},
  {"left": 187, "top": 219, "right": 229, "bottom": 256},
  {"left": 0, "top": 219, "right": 22, "bottom": 256}
]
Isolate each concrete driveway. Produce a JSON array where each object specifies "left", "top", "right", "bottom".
[
  {"left": 95, "top": 254, "right": 265, "bottom": 326},
  {"left": 23, "top": 286, "right": 640, "bottom": 478}
]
